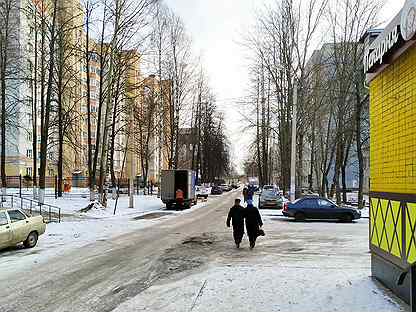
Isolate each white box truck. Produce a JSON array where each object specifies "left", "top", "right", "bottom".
[{"left": 161, "top": 169, "right": 196, "bottom": 209}]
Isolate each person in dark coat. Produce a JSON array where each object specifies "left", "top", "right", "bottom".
[
  {"left": 247, "top": 186, "right": 254, "bottom": 201},
  {"left": 243, "top": 186, "right": 248, "bottom": 202},
  {"left": 226, "top": 198, "right": 245, "bottom": 248},
  {"left": 245, "top": 199, "right": 263, "bottom": 249}
]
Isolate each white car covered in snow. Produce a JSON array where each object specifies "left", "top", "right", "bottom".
[{"left": 0, "top": 208, "right": 46, "bottom": 250}]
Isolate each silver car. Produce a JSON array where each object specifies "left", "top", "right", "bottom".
[{"left": 259, "top": 189, "right": 283, "bottom": 209}]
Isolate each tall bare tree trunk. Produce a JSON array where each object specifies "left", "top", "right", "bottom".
[
  {"left": 32, "top": 10, "right": 38, "bottom": 199},
  {"left": 39, "top": 0, "right": 58, "bottom": 204},
  {"left": 0, "top": 1, "right": 11, "bottom": 197},
  {"left": 85, "top": 1, "right": 94, "bottom": 201}
]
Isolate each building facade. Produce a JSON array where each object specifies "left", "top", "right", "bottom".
[
  {"left": 304, "top": 43, "right": 370, "bottom": 193},
  {"left": 363, "top": 0, "right": 416, "bottom": 303}
]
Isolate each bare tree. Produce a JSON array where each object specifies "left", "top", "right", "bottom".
[
  {"left": 243, "top": 0, "right": 328, "bottom": 192},
  {"left": 327, "top": 0, "right": 381, "bottom": 204},
  {"left": 0, "top": 0, "right": 21, "bottom": 196},
  {"left": 38, "top": 0, "right": 59, "bottom": 204}
]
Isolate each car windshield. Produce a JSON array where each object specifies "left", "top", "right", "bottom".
[{"left": 262, "top": 190, "right": 277, "bottom": 197}]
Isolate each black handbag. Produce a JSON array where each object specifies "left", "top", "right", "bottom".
[{"left": 258, "top": 228, "right": 265, "bottom": 236}]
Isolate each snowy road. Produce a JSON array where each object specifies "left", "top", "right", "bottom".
[{"left": 0, "top": 190, "right": 408, "bottom": 312}]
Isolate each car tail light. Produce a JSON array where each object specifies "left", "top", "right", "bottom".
[{"left": 283, "top": 203, "right": 288, "bottom": 212}]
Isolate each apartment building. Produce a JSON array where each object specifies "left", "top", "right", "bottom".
[
  {"left": 1, "top": 0, "right": 173, "bottom": 187},
  {"left": 304, "top": 43, "right": 370, "bottom": 192}
]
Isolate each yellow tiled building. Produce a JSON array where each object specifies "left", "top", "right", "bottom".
[{"left": 363, "top": 0, "right": 416, "bottom": 303}]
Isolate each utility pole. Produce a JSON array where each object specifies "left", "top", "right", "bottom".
[
  {"left": 290, "top": 80, "right": 297, "bottom": 202},
  {"left": 129, "top": 156, "right": 134, "bottom": 208}
]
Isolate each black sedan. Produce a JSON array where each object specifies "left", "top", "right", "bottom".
[
  {"left": 211, "top": 186, "right": 223, "bottom": 195},
  {"left": 282, "top": 196, "right": 361, "bottom": 222}
]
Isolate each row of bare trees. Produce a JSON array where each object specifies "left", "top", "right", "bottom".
[
  {"left": 0, "top": 0, "right": 230, "bottom": 205},
  {"left": 243, "top": 0, "right": 381, "bottom": 207}
]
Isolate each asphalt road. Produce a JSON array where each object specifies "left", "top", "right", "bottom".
[{"left": 0, "top": 190, "right": 241, "bottom": 312}]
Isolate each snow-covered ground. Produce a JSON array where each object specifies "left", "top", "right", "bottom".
[
  {"left": 111, "top": 203, "right": 402, "bottom": 312},
  {"left": 0, "top": 193, "right": 214, "bottom": 277},
  {"left": 114, "top": 264, "right": 402, "bottom": 312},
  {"left": 43, "top": 194, "right": 167, "bottom": 218}
]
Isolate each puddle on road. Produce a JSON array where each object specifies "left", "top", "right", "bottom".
[{"left": 133, "top": 212, "right": 173, "bottom": 220}]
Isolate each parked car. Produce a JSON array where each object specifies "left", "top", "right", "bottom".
[
  {"left": 219, "top": 184, "right": 232, "bottom": 192},
  {"left": 262, "top": 184, "right": 275, "bottom": 191},
  {"left": 196, "top": 186, "right": 210, "bottom": 199},
  {"left": 211, "top": 185, "right": 223, "bottom": 195},
  {"left": 282, "top": 196, "right": 361, "bottom": 222},
  {"left": 0, "top": 208, "right": 46, "bottom": 250},
  {"left": 259, "top": 189, "right": 283, "bottom": 209}
]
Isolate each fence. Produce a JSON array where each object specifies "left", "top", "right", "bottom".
[
  {"left": 0, "top": 195, "right": 61, "bottom": 223},
  {"left": 2, "top": 175, "right": 158, "bottom": 198}
]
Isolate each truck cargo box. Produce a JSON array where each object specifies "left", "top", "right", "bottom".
[{"left": 161, "top": 169, "right": 196, "bottom": 209}]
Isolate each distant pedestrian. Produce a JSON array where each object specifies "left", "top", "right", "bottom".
[
  {"left": 245, "top": 199, "right": 263, "bottom": 249},
  {"left": 247, "top": 186, "right": 254, "bottom": 201},
  {"left": 226, "top": 198, "right": 245, "bottom": 248},
  {"left": 243, "top": 186, "right": 248, "bottom": 202}
]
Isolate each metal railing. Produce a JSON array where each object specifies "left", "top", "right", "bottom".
[{"left": 0, "top": 195, "right": 61, "bottom": 223}]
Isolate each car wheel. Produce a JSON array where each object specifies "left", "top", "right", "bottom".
[
  {"left": 294, "top": 212, "right": 305, "bottom": 221},
  {"left": 24, "top": 231, "right": 38, "bottom": 248},
  {"left": 342, "top": 213, "right": 353, "bottom": 223}
]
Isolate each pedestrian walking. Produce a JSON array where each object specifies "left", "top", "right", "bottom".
[
  {"left": 226, "top": 198, "right": 245, "bottom": 248},
  {"left": 245, "top": 199, "right": 263, "bottom": 249},
  {"left": 243, "top": 186, "right": 248, "bottom": 202},
  {"left": 247, "top": 186, "right": 254, "bottom": 201}
]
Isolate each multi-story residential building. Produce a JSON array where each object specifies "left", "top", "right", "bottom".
[
  {"left": 177, "top": 127, "right": 197, "bottom": 170},
  {"left": 2, "top": 0, "right": 41, "bottom": 177},
  {"left": 136, "top": 75, "right": 172, "bottom": 184},
  {"left": 304, "top": 43, "right": 370, "bottom": 193},
  {"left": 1, "top": 0, "right": 84, "bottom": 178},
  {"left": 1, "top": 0, "right": 173, "bottom": 187}
]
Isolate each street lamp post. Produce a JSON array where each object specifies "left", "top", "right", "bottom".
[{"left": 289, "top": 80, "right": 297, "bottom": 202}]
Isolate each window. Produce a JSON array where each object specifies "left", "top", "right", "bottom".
[
  {"left": 301, "top": 199, "right": 318, "bottom": 208},
  {"left": 8, "top": 210, "right": 26, "bottom": 223},
  {"left": 318, "top": 199, "right": 336, "bottom": 208},
  {"left": 26, "top": 149, "right": 33, "bottom": 158},
  {"left": 26, "top": 167, "right": 32, "bottom": 177},
  {"left": 0, "top": 212, "right": 8, "bottom": 226}
]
